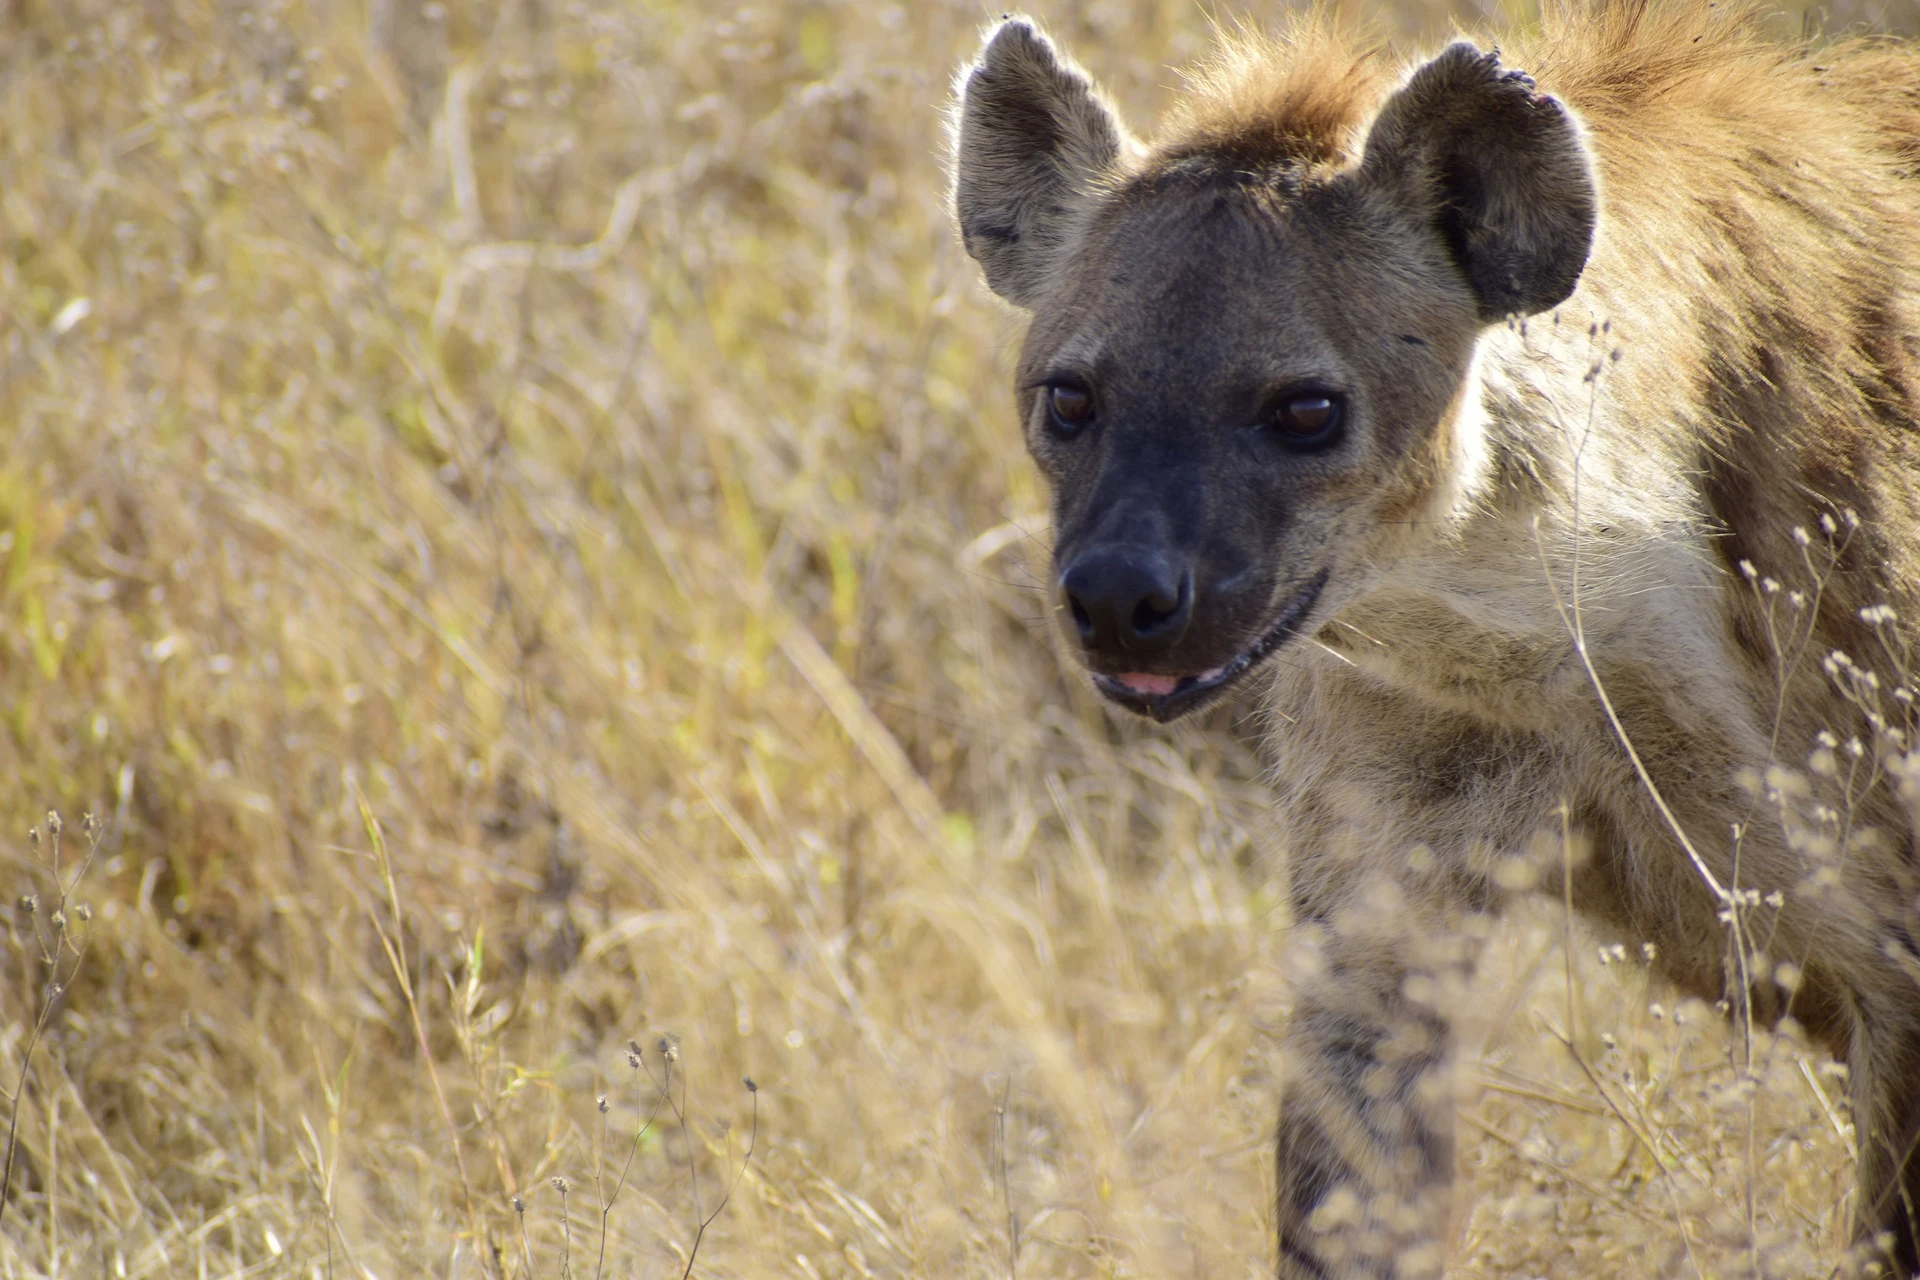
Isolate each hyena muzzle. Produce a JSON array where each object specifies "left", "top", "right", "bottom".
[{"left": 951, "top": 3, "right": 1920, "bottom": 1275}]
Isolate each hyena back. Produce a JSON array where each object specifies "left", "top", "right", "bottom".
[{"left": 950, "top": 3, "right": 1920, "bottom": 1275}]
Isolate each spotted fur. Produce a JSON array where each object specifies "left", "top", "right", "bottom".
[{"left": 953, "top": 3, "right": 1920, "bottom": 1275}]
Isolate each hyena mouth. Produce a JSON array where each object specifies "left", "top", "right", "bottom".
[{"left": 1092, "top": 570, "right": 1329, "bottom": 723}]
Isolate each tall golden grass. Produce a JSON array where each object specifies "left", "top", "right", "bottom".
[{"left": 0, "top": 1, "right": 1911, "bottom": 1275}]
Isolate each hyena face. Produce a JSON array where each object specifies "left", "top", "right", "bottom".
[
  {"left": 1015, "top": 175, "right": 1485, "bottom": 721},
  {"left": 956, "top": 21, "right": 1597, "bottom": 721}
]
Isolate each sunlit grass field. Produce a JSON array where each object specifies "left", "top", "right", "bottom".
[{"left": 1, "top": 1, "right": 1913, "bottom": 1275}]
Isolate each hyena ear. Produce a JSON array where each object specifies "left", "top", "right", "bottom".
[
  {"left": 952, "top": 18, "right": 1134, "bottom": 308},
  {"left": 1360, "top": 43, "right": 1597, "bottom": 320}
]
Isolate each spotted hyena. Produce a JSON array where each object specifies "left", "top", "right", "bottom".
[{"left": 951, "top": 3, "right": 1920, "bottom": 1275}]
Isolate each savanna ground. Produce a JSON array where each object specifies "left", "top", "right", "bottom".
[{"left": 3, "top": 1, "right": 1918, "bottom": 1276}]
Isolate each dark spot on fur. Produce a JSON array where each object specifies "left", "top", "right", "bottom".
[{"left": 1277, "top": 1239, "right": 1337, "bottom": 1280}]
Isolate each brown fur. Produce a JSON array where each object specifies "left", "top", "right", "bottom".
[{"left": 953, "top": 4, "right": 1920, "bottom": 1276}]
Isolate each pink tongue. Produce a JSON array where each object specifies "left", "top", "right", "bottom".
[{"left": 1116, "top": 672, "right": 1180, "bottom": 696}]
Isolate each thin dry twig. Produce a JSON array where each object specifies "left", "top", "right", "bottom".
[
  {"left": 997, "top": 1076, "right": 1019, "bottom": 1279},
  {"left": 1, "top": 812, "right": 99, "bottom": 1236},
  {"left": 355, "top": 786, "right": 495, "bottom": 1274},
  {"left": 592, "top": 1041, "right": 672, "bottom": 1280},
  {"left": 678, "top": 1077, "right": 758, "bottom": 1280},
  {"left": 636, "top": 1038, "right": 759, "bottom": 1280}
]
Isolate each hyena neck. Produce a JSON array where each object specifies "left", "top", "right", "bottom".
[{"left": 1327, "top": 319, "right": 1731, "bottom": 731}]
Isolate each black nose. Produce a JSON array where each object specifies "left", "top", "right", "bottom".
[{"left": 1058, "top": 550, "right": 1193, "bottom": 656}]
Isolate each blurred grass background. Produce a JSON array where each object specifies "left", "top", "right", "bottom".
[{"left": 0, "top": 0, "right": 1913, "bottom": 1275}]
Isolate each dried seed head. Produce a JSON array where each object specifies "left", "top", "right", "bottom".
[
  {"left": 45, "top": 811, "right": 61, "bottom": 837},
  {"left": 550, "top": 1176, "right": 569, "bottom": 1194},
  {"left": 81, "top": 813, "right": 97, "bottom": 835},
  {"left": 657, "top": 1035, "right": 678, "bottom": 1064},
  {"left": 597, "top": 1094, "right": 609, "bottom": 1114},
  {"left": 512, "top": 1196, "right": 526, "bottom": 1214},
  {"left": 50, "top": 910, "right": 66, "bottom": 930},
  {"left": 74, "top": 903, "right": 91, "bottom": 922},
  {"left": 18, "top": 894, "right": 37, "bottom": 915},
  {"left": 743, "top": 1077, "right": 758, "bottom": 1093}
]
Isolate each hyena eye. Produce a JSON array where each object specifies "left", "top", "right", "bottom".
[
  {"left": 1047, "top": 383, "right": 1095, "bottom": 435},
  {"left": 1269, "top": 392, "right": 1345, "bottom": 449}
]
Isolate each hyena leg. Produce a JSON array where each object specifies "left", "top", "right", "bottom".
[
  {"left": 1849, "top": 993, "right": 1920, "bottom": 1278},
  {"left": 1260, "top": 668, "right": 1547, "bottom": 1276},
  {"left": 1276, "top": 879, "right": 1480, "bottom": 1280}
]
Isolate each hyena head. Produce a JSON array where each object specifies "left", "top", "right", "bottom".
[{"left": 952, "top": 20, "right": 1598, "bottom": 721}]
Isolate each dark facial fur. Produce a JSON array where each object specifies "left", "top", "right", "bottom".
[{"left": 1015, "top": 163, "right": 1486, "bottom": 718}]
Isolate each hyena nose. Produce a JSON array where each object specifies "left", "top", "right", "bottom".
[{"left": 1058, "top": 550, "right": 1193, "bottom": 656}]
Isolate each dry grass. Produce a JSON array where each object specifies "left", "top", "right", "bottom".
[{"left": 0, "top": 1, "right": 1912, "bottom": 1276}]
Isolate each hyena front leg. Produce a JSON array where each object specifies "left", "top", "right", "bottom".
[
  {"left": 1262, "top": 668, "right": 1549, "bottom": 1277},
  {"left": 1276, "top": 873, "right": 1485, "bottom": 1280},
  {"left": 1845, "top": 986, "right": 1920, "bottom": 1278}
]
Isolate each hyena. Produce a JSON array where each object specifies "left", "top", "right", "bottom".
[{"left": 951, "top": 3, "right": 1920, "bottom": 1275}]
